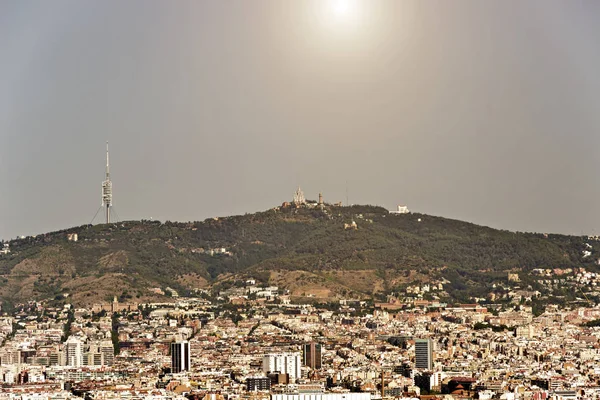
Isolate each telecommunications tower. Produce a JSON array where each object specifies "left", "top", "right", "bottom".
[{"left": 101, "top": 142, "right": 113, "bottom": 224}]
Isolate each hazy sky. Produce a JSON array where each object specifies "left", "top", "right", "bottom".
[{"left": 1, "top": 0, "right": 600, "bottom": 239}]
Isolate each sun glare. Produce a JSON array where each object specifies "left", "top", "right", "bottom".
[
  {"left": 306, "top": 0, "right": 375, "bottom": 44},
  {"left": 330, "top": 0, "right": 359, "bottom": 24},
  {"left": 333, "top": 0, "right": 351, "bottom": 17}
]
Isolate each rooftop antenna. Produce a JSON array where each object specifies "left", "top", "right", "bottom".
[
  {"left": 101, "top": 141, "right": 113, "bottom": 224},
  {"left": 346, "top": 181, "right": 349, "bottom": 207}
]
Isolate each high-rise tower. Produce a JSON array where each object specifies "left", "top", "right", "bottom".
[
  {"left": 171, "top": 341, "right": 191, "bottom": 373},
  {"left": 101, "top": 142, "right": 113, "bottom": 224},
  {"left": 262, "top": 353, "right": 301, "bottom": 382},
  {"left": 65, "top": 336, "right": 83, "bottom": 367},
  {"left": 302, "top": 342, "right": 322, "bottom": 369},
  {"left": 415, "top": 338, "right": 433, "bottom": 370}
]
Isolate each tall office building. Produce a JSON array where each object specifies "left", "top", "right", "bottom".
[
  {"left": 100, "top": 341, "right": 114, "bottom": 366},
  {"left": 262, "top": 353, "right": 301, "bottom": 382},
  {"left": 415, "top": 338, "right": 433, "bottom": 370},
  {"left": 171, "top": 341, "right": 191, "bottom": 373},
  {"left": 246, "top": 377, "right": 271, "bottom": 391},
  {"left": 65, "top": 337, "right": 83, "bottom": 367},
  {"left": 83, "top": 341, "right": 114, "bottom": 366},
  {"left": 302, "top": 342, "right": 322, "bottom": 369}
]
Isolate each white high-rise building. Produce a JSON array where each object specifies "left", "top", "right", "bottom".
[
  {"left": 65, "top": 336, "right": 84, "bottom": 367},
  {"left": 262, "top": 353, "right": 301, "bottom": 382}
]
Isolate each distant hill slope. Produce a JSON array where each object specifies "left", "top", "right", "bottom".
[{"left": 0, "top": 204, "right": 596, "bottom": 306}]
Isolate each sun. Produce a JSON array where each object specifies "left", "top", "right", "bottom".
[
  {"left": 332, "top": 0, "right": 351, "bottom": 16},
  {"left": 309, "top": 0, "right": 370, "bottom": 38},
  {"left": 330, "top": 0, "right": 359, "bottom": 23}
]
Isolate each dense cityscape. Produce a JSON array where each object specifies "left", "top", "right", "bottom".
[{"left": 1, "top": 276, "right": 600, "bottom": 400}]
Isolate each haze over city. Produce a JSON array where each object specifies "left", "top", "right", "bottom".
[
  {"left": 2, "top": 0, "right": 600, "bottom": 239},
  {"left": 6, "top": 3, "right": 600, "bottom": 400}
]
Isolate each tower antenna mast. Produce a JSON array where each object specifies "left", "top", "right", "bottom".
[
  {"left": 101, "top": 141, "right": 113, "bottom": 224},
  {"left": 346, "top": 181, "right": 349, "bottom": 207}
]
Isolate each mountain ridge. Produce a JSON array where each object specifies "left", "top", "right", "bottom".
[{"left": 0, "top": 204, "right": 596, "bottom": 307}]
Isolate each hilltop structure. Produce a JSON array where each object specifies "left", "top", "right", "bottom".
[
  {"left": 101, "top": 142, "right": 113, "bottom": 224},
  {"left": 293, "top": 187, "right": 306, "bottom": 206},
  {"left": 390, "top": 205, "right": 409, "bottom": 214},
  {"left": 0, "top": 243, "right": 10, "bottom": 255}
]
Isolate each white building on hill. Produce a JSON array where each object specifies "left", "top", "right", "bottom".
[{"left": 390, "top": 205, "right": 409, "bottom": 214}]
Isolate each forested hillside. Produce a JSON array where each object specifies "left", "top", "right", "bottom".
[{"left": 0, "top": 204, "right": 596, "bottom": 306}]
